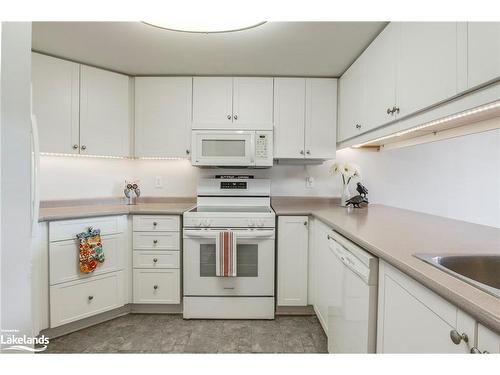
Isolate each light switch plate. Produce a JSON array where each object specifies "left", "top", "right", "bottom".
[
  {"left": 155, "top": 176, "right": 163, "bottom": 188},
  {"left": 305, "top": 176, "right": 314, "bottom": 189}
]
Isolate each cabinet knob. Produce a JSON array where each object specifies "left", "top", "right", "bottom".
[
  {"left": 300, "top": 150, "right": 304, "bottom": 155},
  {"left": 227, "top": 115, "right": 232, "bottom": 120},
  {"left": 306, "top": 150, "right": 311, "bottom": 155},
  {"left": 72, "top": 144, "right": 79, "bottom": 149},
  {"left": 387, "top": 107, "right": 392, "bottom": 114},
  {"left": 450, "top": 330, "right": 469, "bottom": 345},
  {"left": 153, "top": 239, "right": 158, "bottom": 244},
  {"left": 355, "top": 124, "right": 362, "bottom": 129},
  {"left": 234, "top": 115, "right": 238, "bottom": 120},
  {"left": 393, "top": 106, "right": 400, "bottom": 114},
  {"left": 186, "top": 149, "right": 190, "bottom": 155},
  {"left": 153, "top": 258, "right": 158, "bottom": 263},
  {"left": 153, "top": 285, "right": 158, "bottom": 290},
  {"left": 327, "top": 235, "right": 331, "bottom": 240},
  {"left": 88, "top": 295, "right": 94, "bottom": 301},
  {"left": 303, "top": 221, "right": 308, "bottom": 226},
  {"left": 81, "top": 145, "right": 87, "bottom": 150},
  {"left": 153, "top": 222, "right": 158, "bottom": 227}
]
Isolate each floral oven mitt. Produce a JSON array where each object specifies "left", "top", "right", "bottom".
[{"left": 76, "top": 228, "right": 105, "bottom": 273}]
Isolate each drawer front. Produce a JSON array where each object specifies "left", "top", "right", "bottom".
[
  {"left": 133, "top": 232, "right": 180, "bottom": 250},
  {"left": 133, "top": 215, "right": 180, "bottom": 232},
  {"left": 50, "top": 271, "right": 124, "bottom": 328},
  {"left": 49, "top": 215, "right": 126, "bottom": 242},
  {"left": 133, "top": 251, "right": 180, "bottom": 269},
  {"left": 133, "top": 269, "right": 180, "bottom": 304},
  {"left": 49, "top": 233, "right": 125, "bottom": 285}
]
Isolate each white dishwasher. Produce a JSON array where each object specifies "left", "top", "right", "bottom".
[{"left": 326, "top": 230, "right": 378, "bottom": 353}]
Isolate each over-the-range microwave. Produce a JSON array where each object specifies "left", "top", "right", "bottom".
[{"left": 191, "top": 130, "right": 273, "bottom": 167}]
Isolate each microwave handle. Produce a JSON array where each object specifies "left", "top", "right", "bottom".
[
  {"left": 250, "top": 133, "right": 256, "bottom": 165},
  {"left": 184, "top": 229, "right": 274, "bottom": 239}
]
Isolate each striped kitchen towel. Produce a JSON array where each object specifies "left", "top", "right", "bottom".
[{"left": 216, "top": 231, "right": 237, "bottom": 277}]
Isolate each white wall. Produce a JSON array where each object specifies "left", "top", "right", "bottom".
[{"left": 39, "top": 126, "right": 500, "bottom": 228}]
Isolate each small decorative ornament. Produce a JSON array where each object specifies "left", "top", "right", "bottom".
[
  {"left": 76, "top": 227, "right": 104, "bottom": 273},
  {"left": 124, "top": 180, "right": 141, "bottom": 205},
  {"left": 330, "top": 162, "right": 363, "bottom": 207}
]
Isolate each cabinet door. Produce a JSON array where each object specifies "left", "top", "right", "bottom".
[
  {"left": 363, "top": 23, "right": 398, "bottom": 131},
  {"left": 477, "top": 324, "right": 500, "bottom": 354},
  {"left": 304, "top": 78, "right": 337, "bottom": 159},
  {"left": 338, "top": 58, "right": 365, "bottom": 142},
  {"left": 377, "top": 261, "right": 475, "bottom": 353},
  {"left": 31, "top": 53, "right": 80, "bottom": 154},
  {"left": 232, "top": 77, "right": 273, "bottom": 130},
  {"left": 133, "top": 269, "right": 180, "bottom": 304},
  {"left": 192, "top": 77, "right": 233, "bottom": 129},
  {"left": 135, "top": 77, "right": 192, "bottom": 158},
  {"left": 277, "top": 216, "right": 309, "bottom": 306},
  {"left": 467, "top": 22, "right": 500, "bottom": 89},
  {"left": 79, "top": 65, "right": 130, "bottom": 156},
  {"left": 397, "top": 22, "right": 458, "bottom": 117},
  {"left": 273, "top": 78, "right": 306, "bottom": 158}
]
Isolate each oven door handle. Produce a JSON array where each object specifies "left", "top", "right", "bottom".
[{"left": 184, "top": 230, "right": 275, "bottom": 239}]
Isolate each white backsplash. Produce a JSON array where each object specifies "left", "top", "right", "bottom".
[{"left": 39, "top": 126, "right": 500, "bottom": 228}]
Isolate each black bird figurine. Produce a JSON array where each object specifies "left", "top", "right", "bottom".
[
  {"left": 356, "top": 182, "right": 369, "bottom": 197},
  {"left": 345, "top": 195, "right": 369, "bottom": 208}
]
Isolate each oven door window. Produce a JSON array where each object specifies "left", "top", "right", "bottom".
[{"left": 199, "top": 243, "right": 258, "bottom": 277}]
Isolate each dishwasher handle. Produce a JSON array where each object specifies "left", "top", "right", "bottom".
[{"left": 327, "top": 234, "right": 371, "bottom": 283}]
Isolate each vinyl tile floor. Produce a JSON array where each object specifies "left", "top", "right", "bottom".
[{"left": 41, "top": 314, "right": 328, "bottom": 353}]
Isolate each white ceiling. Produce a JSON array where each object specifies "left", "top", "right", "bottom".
[{"left": 32, "top": 22, "right": 387, "bottom": 77}]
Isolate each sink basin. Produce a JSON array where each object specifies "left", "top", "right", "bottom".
[{"left": 414, "top": 254, "right": 500, "bottom": 298}]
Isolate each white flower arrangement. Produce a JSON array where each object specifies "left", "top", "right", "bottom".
[{"left": 330, "top": 161, "right": 362, "bottom": 186}]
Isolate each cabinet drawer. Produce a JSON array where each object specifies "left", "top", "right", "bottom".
[
  {"left": 133, "top": 232, "right": 180, "bottom": 250},
  {"left": 133, "top": 215, "right": 180, "bottom": 232},
  {"left": 50, "top": 271, "right": 124, "bottom": 328},
  {"left": 133, "top": 251, "right": 180, "bottom": 269},
  {"left": 133, "top": 269, "right": 180, "bottom": 304},
  {"left": 50, "top": 233, "right": 125, "bottom": 285},
  {"left": 49, "top": 215, "right": 126, "bottom": 242}
]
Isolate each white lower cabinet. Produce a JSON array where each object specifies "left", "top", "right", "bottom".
[
  {"left": 132, "top": 215, "right": 181, "bottom": 304},
  {"left": 48, "top": 216, "right": 128, "bottom": 328},
  {"left": 277, "top": 216, "right": 309, "bottom": 306},
  {"left": 377, "top": 260, "right": 476, "bottom": 353},
  {"left": 50, "top": 271, "right": 125, "bottom": 328},
  {"left": 476, "top": 324, "right": 500, "bottom": 354},
  {"left": 133, "top": 269, "right": 180, "bottom": 304}
]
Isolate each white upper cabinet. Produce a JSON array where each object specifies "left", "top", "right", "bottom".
[
  {"left": 396, "top": 22, "right": 459, "bottom": 117},
  {"left": 192, "top": 77, "right": 233, "bottom": 128},
  {"left": 79, "top": 65, "right": 130, "bottom": 157},
  {"left": 135, "top": 77, "right": 192, "bottom": 158},
  {"left": 338, "top": 58, "right": 365, "bottom": 141},
  {"left": 467, "top": 22, "right": 500, "bottom": 89},
  {"left": 192, "top": 77, "right": 273, "bottom": 129},
  {"left": 274, "top": 77, "right": 337, "bottom": 159},
  {"left": 31, "top": 53, "right": 80, "bottom": 154},
  {"left": 274, "top": 78, "right": 306, "bottom": 158},
  {"left": 233, "top": 77, "right": 273, "bottom": 129},
  {"left": 305, "top": 78, "right": 337, "bottom": 159},
  {"left": 363, "top": 23, "right": 398, "bottom": 130}
]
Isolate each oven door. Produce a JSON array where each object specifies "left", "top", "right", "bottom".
[
  {"left": 191, "top": 130, "right": 255, "bottom": 166},
  {"left": 183, "top": 228, "right": 275, "bottom": 296}
]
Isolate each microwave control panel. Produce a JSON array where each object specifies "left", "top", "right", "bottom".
[{"left": 255, "top": 131, "right": 273, "bottom": 166}]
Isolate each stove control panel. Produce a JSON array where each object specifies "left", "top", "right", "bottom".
[{"left": 220, "top": 181, "right": 247, "bottom": 190}]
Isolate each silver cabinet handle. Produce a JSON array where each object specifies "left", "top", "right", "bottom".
[
  {"left": 81, "top": 145, "right": 87, "bottom": 150},
  {"left": 153, "top": 258, "right": 158, "bottom": 263},
  {"left": 234, "top": 115, "right": 238, "bottom": 120},
  {"left": 356, "top": 124, "right": 362, "bottom": 129},
  {"left": 450, "top": 330, "right": 469, "bottom": 345},
  {"left": 153, "top": 239, "right": 158, "bottom": 244},
  {"left": 153, "top": 222, "right": 158, "bottom": 227},
  {"left": 88, "top": 295, "right": 94, "bottom": 301},
  {"left": 186, "top": 149, "right": 190, "bottom": 155},
  {"left": 392, "top": 106, "right": 400, "bottom": 114},
  {"left": 153, "top": 285, "right": 158, "bottom": 290},
  {"left": 303, "top": 221, "right": 308, "bottom": 226},
  {"left": 327, "top": 234, "right": 332, "bottom": 240},
  {"left": 73, "top": 144, "right": 79, "bottom": 149},
  {"left": 227, "top": 115, "right": 232, "bottom": 120},
  {"left": 306, "top": 150, "right": 311, "bottom": 155},
  {"left": 223, "top": 287, "right": 235, "bottom": 290},
  {"left": 300, "top": 150, "right": 304, "bottom": 155},
  {"left": 386, "top": 108, "right": 392, "bottom": 114},
  {"left": 470, "top": 347, "right": 481, "bottom": 354}
]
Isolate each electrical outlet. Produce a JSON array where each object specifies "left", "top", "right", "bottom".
[
  {"left": 305, "top": 176, "right": 315, "bottom": 189},
  {"left": 155, "top": 176, "right": 163, "bottom": 189}
]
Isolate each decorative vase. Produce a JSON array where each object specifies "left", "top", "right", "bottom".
[{"left": 340, "top": 183, "right": 351, "bottom": 207}]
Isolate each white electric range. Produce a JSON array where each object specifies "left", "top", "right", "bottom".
[{"left": 183, "top": 177, "right": 275, "bottom": 319}]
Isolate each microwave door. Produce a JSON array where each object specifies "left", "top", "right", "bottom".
[{"left": 192, "top": 131, "right": 255, "bottom": 166}]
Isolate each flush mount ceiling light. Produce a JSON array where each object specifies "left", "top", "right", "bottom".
[{"left": 142, "top": 20, "right": 266, "bottom": 33}]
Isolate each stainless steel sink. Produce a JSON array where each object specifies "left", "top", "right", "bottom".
[{"left": 414, "top": 254, "right": 500, "bottom": 298}]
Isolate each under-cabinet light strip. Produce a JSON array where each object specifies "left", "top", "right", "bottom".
[
  {"left": 40, "top": 152, "right": 190, "bottom": 161},
  {"left": 351, "top": 101, "right": 500, "bottom": 148}
]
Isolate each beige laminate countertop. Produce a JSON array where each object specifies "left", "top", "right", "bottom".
[
  {"left": 38, "top": 201, "right": 196, "bottom": 222},
  {"left": 272, "top": 198, "right": 500, "bottom": 333}
]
